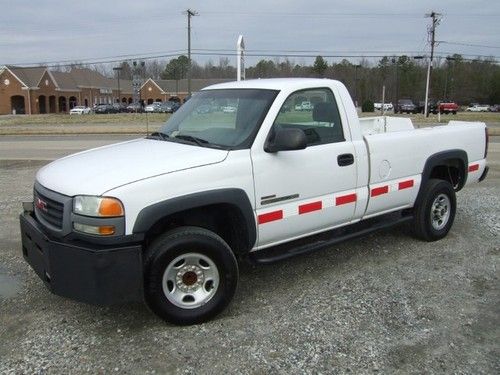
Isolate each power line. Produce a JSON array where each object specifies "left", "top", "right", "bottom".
[
  {"left": 4, "top": 50, "right": 499, "bottom": 68},
  {"left": 439, "top": 41, "right": 500, "bottom": 49},
  {"left": 200, "top": 10, "right": 500, "bottom": 18}
]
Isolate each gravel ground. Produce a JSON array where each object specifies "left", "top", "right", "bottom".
[{"left": 0, "top": 157, "right": 499, "bottom": 373}]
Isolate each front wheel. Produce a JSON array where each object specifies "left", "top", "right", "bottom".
[
  {"left": 144, "top": 226, "right": 238, "bottom": 325},
  {"left": 412, "top": 179, "right": 456, "bottom": 241}
]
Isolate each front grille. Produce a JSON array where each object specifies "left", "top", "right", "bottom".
[{"left": 34, "top": 189, "right": 64, "bottom": 230}]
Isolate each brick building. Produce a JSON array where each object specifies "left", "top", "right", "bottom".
[
  {"left": 0, "top": 65, "right": 232, "bottom": 115},
  {"left": 0, "top": 66, "right": 133, "bottom": 115}
]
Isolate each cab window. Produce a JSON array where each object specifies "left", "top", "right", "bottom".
[{"left": 273, "top": 88, "right": 344, "bottom": 146}]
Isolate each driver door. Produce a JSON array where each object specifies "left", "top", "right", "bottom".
[{"left": 251, "top": 87, "right": 358, "bottom": 248}]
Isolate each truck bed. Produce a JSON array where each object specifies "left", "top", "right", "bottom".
[
  {"left": 360, "top": 116, "right": 486, "bottom": 184},
  {"left": 357, "top": 116, "right": 487, "bottom": 218}
]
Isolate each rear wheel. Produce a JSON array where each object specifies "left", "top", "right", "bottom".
[
  {"left": 412, "top": 179, "right": 456, "bottom": 241},
  {"left": 144, "top": 226, "right": 238, "bottom": 325}
]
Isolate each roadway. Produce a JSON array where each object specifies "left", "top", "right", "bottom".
[
  {"left": 0, "top": 134, "right": 499, "bottom": 161},
  {"left": 0, "top": 134, "right": 138, "bottom": 160}
]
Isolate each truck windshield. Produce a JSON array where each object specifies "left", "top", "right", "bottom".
[{"left": 159, "top": 89, "right": 278, "bottom": 149}]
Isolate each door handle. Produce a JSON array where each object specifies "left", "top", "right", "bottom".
[{"left": 337, "top": 153, "right": 354, "bottom": 166}]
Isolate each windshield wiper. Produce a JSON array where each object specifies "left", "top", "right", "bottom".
[
  {"left": 173, "top": 134, "right": 209, "bottom": 147},
  {"left": 147, "top": 131, "right": 169, "bottom": 141}
]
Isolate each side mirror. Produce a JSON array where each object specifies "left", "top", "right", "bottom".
[{"left": 265, "top": 128, "right": 307, "bottom": 153}]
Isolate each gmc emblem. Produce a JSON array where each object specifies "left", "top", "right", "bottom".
[{"left": 35, "top": 197, "right": 48, "bottom": 212}]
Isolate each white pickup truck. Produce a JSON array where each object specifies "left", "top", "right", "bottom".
[{"left": 20, "top": 78, "right": 489, "bottom": 324}]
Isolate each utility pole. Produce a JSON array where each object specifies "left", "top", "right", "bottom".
[
  {"left": 423, "top": 11, "right": 441, "bottom": 117},
  {"left": 186, "top": 9, "right": 198, "bottom": 97}
]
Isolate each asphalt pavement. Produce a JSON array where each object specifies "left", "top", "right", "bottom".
[
  {"left": 1, "top": 134, "right": 499, "bottom": 162},
  {"left": 0, "top": 134, "right": 138, "bottom": 160}
]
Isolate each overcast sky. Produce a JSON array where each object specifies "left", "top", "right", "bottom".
[{"left": 0, "top": 0, "right": 499, "bottom": 67}]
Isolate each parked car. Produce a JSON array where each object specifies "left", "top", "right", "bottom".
[
  {"left": 126, "top": 103, "right": 144, "bottom": 113},
  {"left": 94, "top": 104, "right": 118, "bottom": 114},
  {"left": 466, "top": 104, "right": 490, "bottom": 112},
  {"left": 416, "top": 100, "right": 438, "bottom": 114},
  {"left": 171, "top": 102, "right": 181, "bottom": 112},
  {"left": 196, "top": 104, "right": 213, "bottom": 114},
  {"left": 222, "top": 105, "right": 237, "bottom": 113},
  {"left": 69, "top": 106, "right": 91, "bottom": 115},
  {"left": 160, "top": 101, "right": 181, "bottom": 114},
  {"left": 489, "top": 104, "right": 500, "bottom": 112},
  {"left": 438, "top": 100, "right": 459, "bottom": 114},
  {"left": 395, "top": 99, "right": 417, "bottom": 114},
  {"left": 144, "top": 102, "right": 163, "bottom": 113},
  {"left": 374, "top": 103, "right": 394, "bottom": 111},
  {"left": 20, "top": 78, "right": 489, "bottom": 325},
  {"left": 113, "top": 103, "right": 128, "bottom": 113}
]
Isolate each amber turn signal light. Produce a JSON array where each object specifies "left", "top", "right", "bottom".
[{"left": 98, "top": 198, "right": 124, "bottom": 217}]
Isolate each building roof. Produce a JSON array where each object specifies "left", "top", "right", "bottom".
[
  {"left": 50, "top": 71, "right": 80, "bottom": 91},
  {"left": 69, "top": 68, "right": 114, "bottom": 88},
  {"left": 116, "top": 79, "right": 133, "bottom": 94},
  {"left": 1, "top": 65, "right": 228, "bottom": 95},
  {"left": 5, "top": 65, "right": 47, "bottom": 88}
]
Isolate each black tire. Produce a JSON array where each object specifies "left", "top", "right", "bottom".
[
  {"left": 144, "top": 226, "right": 238, "bottom": 325},
  {"left": 412, "top": 179, "right": 456, "bottom": 242}
]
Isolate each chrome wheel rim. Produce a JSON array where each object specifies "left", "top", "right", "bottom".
[
  {"left": 430, "top": 193, "right": 451, "bottom": 230},
  {"left": 162, "top": 252, "right": 219, "bottom": 309}
]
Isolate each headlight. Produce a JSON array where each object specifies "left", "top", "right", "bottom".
[{"left": 73, "top": 196, "right": 124, "bottom": 217}]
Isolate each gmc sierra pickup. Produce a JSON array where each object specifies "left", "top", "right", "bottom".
[{"left": 20, "top": 78, "right": 489, "bottom": 325}]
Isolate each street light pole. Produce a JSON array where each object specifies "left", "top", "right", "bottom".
[
  {"left": 391, "top": 58, "right": 399, "bottom": 107},
  {"left": 113, "top": 66, "right": 123, "bottom": 104},
  {"left": 423, "top": 57, "right": 431, "bottom": 117},
  {"left": 443, "top": 57, "right": 456, "bottom": 99},
  {"left": 354, "top": 64, "right": 361, "bottom": 107}
]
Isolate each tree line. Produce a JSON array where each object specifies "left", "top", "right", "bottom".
[
  {"left": 161, "top": 54, "right": 500, "bottom": 105},
  {"left": 60, "top": 54, "right": 500, "bottom": 105}
]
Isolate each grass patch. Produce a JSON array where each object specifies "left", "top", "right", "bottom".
[
  {"left": 0, "top": 113, "right": 170, "bottom": 126},
  {"left": 360, "top": 111, "right": 500, "bottom": 124}
]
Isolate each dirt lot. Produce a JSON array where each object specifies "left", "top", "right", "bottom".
[{"left": 0, "top": 139, "right": 499, "bottom": 373}]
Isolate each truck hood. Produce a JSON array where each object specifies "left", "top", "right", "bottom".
[{"left": 36, "top": 138, "right": 228, "bottom": 196}]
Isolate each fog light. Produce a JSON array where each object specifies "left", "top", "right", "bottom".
[{"left": 74, "top": 223, "right": 115, "bottom": 236}]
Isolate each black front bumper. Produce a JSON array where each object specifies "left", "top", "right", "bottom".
[{"left": 20, "top": 212, "right": 144, "bottom": 305}]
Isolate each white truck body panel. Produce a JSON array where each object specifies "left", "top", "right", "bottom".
[
  {"left": 106, "top": 150, "right": 256, "bottom": 237},
  {"left": 34, "top": 78, "right": 488, "bottom": 251},
  {"left": 359, "top": 116, "right": 414, "bottom": 135},
  {"left": 36, "top": 139, "right": 228, "bottom": 196}
]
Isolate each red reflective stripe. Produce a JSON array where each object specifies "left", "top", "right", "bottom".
[
  {"left": 398, "top": 180, "right": 414, "bottom": 190},
  {"left": 258, "top": 210, "right": 283, "bottom": 224},
  {"left": 299, "top": 201, "right": 322, "bottom": 214},
  {"left": 468, "top": 164, "right": 479, "bottom": 172},
  {"left": 335, "top": 193, "right": 357, "bottom": 206},
  {"left": 371, "top": 186, "right": 389, "bottom": 197}
]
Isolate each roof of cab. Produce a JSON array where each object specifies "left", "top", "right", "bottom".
[{"left": 202, "top": 78, "right": 342, "bottom": 91}]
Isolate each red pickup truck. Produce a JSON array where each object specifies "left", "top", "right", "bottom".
[{"left": 438, "top": 101, "right": 459, "bottom": 114}]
